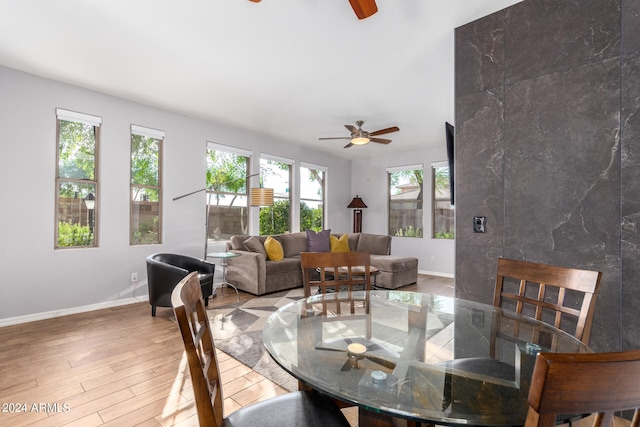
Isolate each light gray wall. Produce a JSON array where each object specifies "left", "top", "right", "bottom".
[
  {"left": 351, "top": 146, "right": 455, "bottom": 277},
  {"left": 0, "top": 65, "right": 351, "bottom": 321}
]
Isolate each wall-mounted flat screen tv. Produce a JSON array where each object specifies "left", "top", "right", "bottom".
[{"left": 445, "top": 121, "right": 454, "bottom": 205}]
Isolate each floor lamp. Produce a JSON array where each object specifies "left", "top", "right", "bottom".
[
  {"left": 348, "top": 195, "right": 367, "bottom": 233},
  {"left": 173, "top": 173, "right": 260, "bottom": 258}
]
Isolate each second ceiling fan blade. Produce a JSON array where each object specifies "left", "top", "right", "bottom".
[
  {"left": 344, "top": 142, "right": 354, "bottom": 148},
  {"left": 370, "top": 137, "right": 392, "bottom": 144},
  {"left": 348, "top": 0, "right": 378, "bottom": 19},
  {"left": 370, "top": 126, "right": 400, "bottom": 136},
  {"left": 319, "top": 137, "right": 350, "bottom": 140}
]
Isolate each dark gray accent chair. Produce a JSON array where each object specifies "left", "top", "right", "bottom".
[{"left": 146, "top": 253, "right": 214, "bottom": 317}]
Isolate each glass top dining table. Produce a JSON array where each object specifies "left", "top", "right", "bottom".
[{"left": 262, "top": 290, "right": 591, "bottom": 427}]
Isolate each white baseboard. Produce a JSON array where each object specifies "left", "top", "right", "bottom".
[
  {"left": 418, "top": 269, "right": 455, "bottom": 279},
  {"left": 1, "top": 271, "right": 453, "bottom": 327},
  {"left": 0, "top": 295, "right": 150, "bottom": 328}
]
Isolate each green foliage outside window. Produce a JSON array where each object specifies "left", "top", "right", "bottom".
[
  {"left": 58, "top": 221, "right": 93, "bottom": 247},
  {"left": 259, "top": 201, "right": 322, "bottom": 235}
]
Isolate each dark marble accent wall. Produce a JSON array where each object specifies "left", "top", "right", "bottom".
[{"left": 455, "top": 0, "right": 640, "bottom": 352}]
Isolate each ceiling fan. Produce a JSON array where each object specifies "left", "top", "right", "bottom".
[
  {"left": 248, "top": 0, "right": 378, "bottom": 20},
  {"left": 316, "top": 338, "right": 399, "bottom": 371},
  {"left": 319, "top": 120, "right": 400, "bottom": 149}
]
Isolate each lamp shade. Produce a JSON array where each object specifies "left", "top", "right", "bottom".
[
  {"left": 347, "top": 195, "right": 367, "bottom": 209},
  {"left": 250, "top": 187, "right": 274, "bottom": 206}
]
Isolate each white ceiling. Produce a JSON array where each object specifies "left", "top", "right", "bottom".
[{"left": 0, "top": 0, "right": 521, "bottom": 160}]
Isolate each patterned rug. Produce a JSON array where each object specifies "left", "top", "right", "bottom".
[{"left": 206, "top": 288, "right": 306, "bottom": 392}]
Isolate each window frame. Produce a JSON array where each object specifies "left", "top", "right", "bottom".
[
  {"left": 259, "top": 154, "right": 293, "bottom": 235},
  {"left": 299, "top": 162, "right": 327, "bottom": 232},
  {"left": 205, "top": 142, "right": 252, "bottom": 242},
  {"left": 130, "top": 125, "right": 164, "bottom": 245},
  {"left": 431, "top": 161, "right": 455, "bottom": 239},
  {"left": 54, "top": 108, "right": 101, "bottom": 249},
  {"left": 387, "top": 164, "right": 424, "bottom": 238}
]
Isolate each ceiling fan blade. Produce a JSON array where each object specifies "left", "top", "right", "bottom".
[
  {"left": 345, "top": 124, "right": 358, "bottom": 133},
  {"left": 370, "top": 137, "right": 392, "bottom": 144},
  {"left": 340, "top": 358, "right": 355, "bottom": 371},
  {"left": 365, "top": 355, "right": 397, "bottom": 370},
  {"left": 319, "top": 137, "right": 350, "bottom": 140},
  {"left": 370, "top": 126, "right": 399, "bottom": 136},
  {"left": 248, "top": 0, "right": 261, "bottom": 2},
  {"left": 344, "top": 142, "right": 354, "bottom": 148},
  {"left": 348, "top": 0, "right": 378, "bottom": 19}
]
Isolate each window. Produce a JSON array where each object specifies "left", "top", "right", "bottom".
[
  {"left": 55, "top": 109, "right": 101, "bottom": 248},
  {"left": 206, "top": 143, "right": 251, "bottom": 242},
  {"left": 260, "top": 156, "right": 292, "bottom": 235},
  {"left": 388, "top": 165, "right": 423, "bottom": 238},
  {"left": 130, "top": 125, "right": 163, "bottom": 245},
  {"left": 432, "top": 162, "right": 454, "bottom": 239},
  {"left": 300, "top": 163, "right": 326, "bottom": 232}
]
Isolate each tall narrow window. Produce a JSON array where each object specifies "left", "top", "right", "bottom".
[
  {"left": 432, "top": 162, "right": 455, "bottom": 239},
  {"left": 260, "top": 156, "right": 292, "bottom": 235},
  {"left": 206, "top": 143, "right": 251, "bottom": 242},
  {"left": 130, "top": 125, "right": 163, "bottom": 245},
  {"left": 55, "top": 109, "right": 101, "bottom": 248},
  {"left": 300, "top": 163, "right": 326, "bottom": 232},
  {"left": 388, "top": 165, "right": 424, "bottom": 238}
]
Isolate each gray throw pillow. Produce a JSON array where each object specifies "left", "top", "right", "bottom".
[
  {"left": 243, "top": 236, "right": 267, "bottom": 258},
  {"left": 306, "top": 229, "right": 331, "bottom": 252}
]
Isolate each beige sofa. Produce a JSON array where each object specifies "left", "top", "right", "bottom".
[{"left": 224, "top": 232, "right": 418, "bottom": 295}]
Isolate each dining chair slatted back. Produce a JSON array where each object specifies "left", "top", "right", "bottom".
[
  {"left": 526, "top": 350, "right": 640, "bottom": 427},
  {"left": 301, "top": 251, "right": 372, "bottom": 315},
  {"left": 172, "top": 272, "right": 350, "bottom": 427},
  {"left": 494, "top": 258, "right": 602, "bottom": 344},
  {"left": 171, "top": 272, "right": 223, "bottom": 426}
]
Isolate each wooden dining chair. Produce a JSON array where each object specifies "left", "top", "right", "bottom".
[
  {"left": 171, "top": 272, "right": 350, "bottom": 427},
  {"left": 301, "top": 251, "right": 372, "bottom": 317},
  {"left": 526, "top": 350, "right": 640, "bottom": 427},
  {"left": 495, "top": 257, "right": 602, "bottom": 344},
  {"left": 446, "top": 258, "right": 602, "bottom": 384},
  {"left": 301, "top": 251, "right": 372, "bottom": 296}
]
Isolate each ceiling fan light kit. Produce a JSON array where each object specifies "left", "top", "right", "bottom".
[{"left": 351, "top": 136, "right": 370, "bottom": 145}]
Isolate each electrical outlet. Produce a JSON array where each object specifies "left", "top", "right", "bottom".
[
  {"left": 473, "top": 216, "right": 486, "bottom": 233},
  {"left": 131, "top": 272, "right": 138, "bottom": 282}
]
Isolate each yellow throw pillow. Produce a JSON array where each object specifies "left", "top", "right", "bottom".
[
  {"left": 330, "top": 234, "right": 351, "bottom": 253},
  {"left": 264, "top": 236, "right": 284, "bottom": 261}
]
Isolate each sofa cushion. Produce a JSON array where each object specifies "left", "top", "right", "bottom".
[
  {"left": 306, "top": 229, "right": 331, "bottom": 252},
  {"left": 348, "top": 233, "right": 360, "bottom": 251},
  {"left": 265, "top": 257, "right": 302, "bottom": 275},
  {"left": 230, "top": 234, "right": 251, "bottom": 250},
  {"left": 280, "top": 232, "right": 308, "bottom": 257},
  {"left": 357, "top": 233, "right": 391, "bottom": 255},
  {"left": 330, "top": 234, "right": 350, "bottom": 252},
  {"left": 243, "top": 236, "right": 267, "bottom": 258},
  {"left": 264, "top": 236, "right": 284, "bottom": 261},
  {"left": 372, "top": 255, "right": 418, "bottom": 272}
]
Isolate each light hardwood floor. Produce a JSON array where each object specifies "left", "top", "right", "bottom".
[{"left": 0, "top": 275, "right": 453, "bottom": 427}]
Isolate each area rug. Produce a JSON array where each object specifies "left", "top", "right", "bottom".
[{"left": 206, "top": 288, "right": 306, "bottom": 392}]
